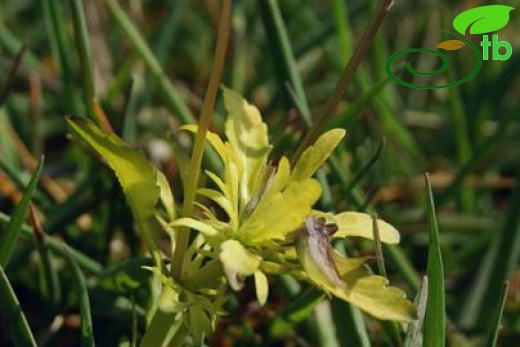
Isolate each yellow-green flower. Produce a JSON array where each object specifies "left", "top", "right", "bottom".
[{"left": 175, "top": 87, "right": 415, "bottom": 322}]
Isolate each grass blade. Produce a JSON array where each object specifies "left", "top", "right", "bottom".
[
  {"left": 460, "top": 172, "right": 520, "bottom": 329},
  {"left": 0, "top": 212, "right": 104, "bottom": 275},
  {"left": 0, "top": 265, "right": 38, "bottom": 347},
  {"left": 41, "top": 0, "right": 80, "bottom": 115},
  {"left": 423, "top": 173, "right": 445, "bottom": 347},
  {"left": 62, "top": 244, "right": 96, "bottom": 347},
  {"left": 69, "top": 0, "right": 96, "bottom": 121},
  {"left": 331, "top": 300, "right": 370, "bottom": 347},
  {"left": 269, "top": 288, "right": 324, "bottom": 338},
  {"left": 484, "top": 281, "right": 508, "bottom": 347},
  {"left": 0, "top": 156, "right": 44, "bottom": 267},
  {"left": 105, "top": 0, "right": 194, "bottom": 124},
  {"left": 258, "top": 0, "right": 312, "bottom": 127}
]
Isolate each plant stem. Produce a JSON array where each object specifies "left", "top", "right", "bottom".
[
  {"left": 172, "top": 0, "right": 232, "bottom": 282},
  {"left": 292, "top": 0, "right": 394, "bottom": 163}
]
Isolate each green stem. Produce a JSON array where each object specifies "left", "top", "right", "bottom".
[
  {"left": 172, "top": 0, "right": 232, "bottom": 282},
  {"left": 292, "top": 0, "right": 394, "bottom": 163},
  {"left": 139, "top": 286, "right": 181, "bottom": 347}
]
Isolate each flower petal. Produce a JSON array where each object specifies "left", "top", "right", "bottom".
[
  {"left": 254, "top": 270, "right": 269, "bottom": 305},
  {"left": 297, "top": 217, "right": 345, "bottom": 289},
  {"left": 334, "top": 212, "right": 400, "bottom": 244},
  {"left": 219, "top": 240, "right": 261, "bottom": 290}
]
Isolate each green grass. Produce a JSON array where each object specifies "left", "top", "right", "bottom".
[{"left": 1, "top": 0, "right": 519, "bottom": 346}]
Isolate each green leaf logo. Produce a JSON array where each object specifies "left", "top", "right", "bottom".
[{"left": 453, "top": 5, "right": 514, "bottom": 35}]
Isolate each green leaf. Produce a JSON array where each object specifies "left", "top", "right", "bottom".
[
  {"left": 269, "top": 289, "right": 324, "bottom": 338},
  {"left": 223, "top": 87, "right": 272, "bottom": 206},
  {"left": 453, "top": 5, "right": 514, "bottom": 35},
  {"left": 188, "top": 306, "right": 210, "bottom": 347},
  {"left": 67, "top": 117, "right": 161, "bottom": 257},
  {"left": 0, "top": 157, "right": 43, "bottom": 267},
  {"left": 99, "top": 258, "right": 154, "bottom": 294},
  {"left": 333, "top": 212, "right": 400, "bottom": 244},
  {"left": 423, "top": 174, "right": 445, "bottom": 347},
  {"left": 0, "top": 265, "right": 37, "bottom": 347},
  {"left": 291, "top": 129, "right": 346, "bottom": 182}
]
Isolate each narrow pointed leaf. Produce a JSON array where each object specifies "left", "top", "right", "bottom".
[
  {"left": 170, "top": 218, "right": 220, "bottom": 237},
  {"left": 62, "top": 244, "right": 95, "bottom": 347},
  {"left": 291, "top": 129, "right": 346, "bottom": 182},
  {"left": 0, "top": 265, "right": 37, "bottom": 347},
  {"left": 484, "top": 281, "right": 508, "bottom": 347},
  {"left": 423, "top": 174, "right": 445, "bottom": 347},
  {"left": 0, "top": 157, "right": 44, "bottom": 267}
]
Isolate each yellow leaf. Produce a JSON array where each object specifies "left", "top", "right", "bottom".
[
  {"left": 223, "top": 87, "right": 272, "bottom": 206},
  {"left": 170, "top": 218, "right": 220, "bottom": 237},
  {"left": 67, "top": 117, "right": 160, "bottom": 243},
  {"left": 239, "top": 179, "right": 322, "bottom": 244},
  {"left": 334, "top": 212, "right": 400, "bottom": 244},
  {"left": 291, "top": 129, "right": 346, "bottom": 182},
  {"left": 344, "top": 273, "right": 416, "bottom": 322},
  {"left": 305, "top": 254, "right": 416, "bottom": 321},
  {"left": 436, "top": 39, "right": 465, "bottom": 50},
  {"left": 181, "top": 124, "right": 229, "bottom": 166},
  {"left": 157, "top": 170, "right": 175, "bottom": 221}
]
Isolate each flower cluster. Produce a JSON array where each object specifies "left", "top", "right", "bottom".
[{"left": 174, "top": 88, "right": 415, "bottom": 321}]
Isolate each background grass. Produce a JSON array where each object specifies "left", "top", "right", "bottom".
[{"left": 0, "top": 0, "right": 519, "bottom": 346}]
